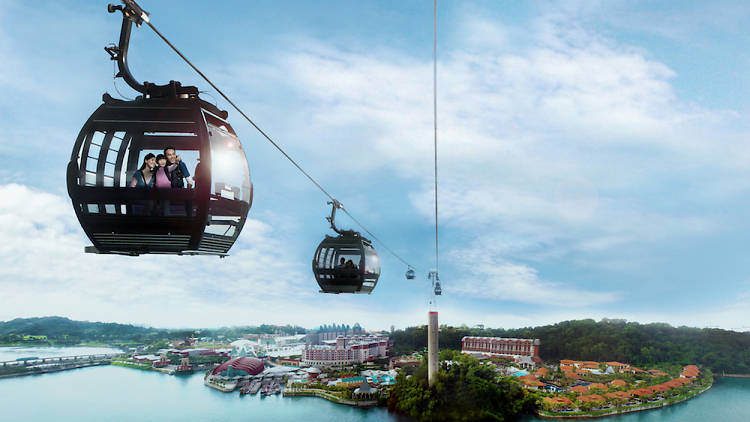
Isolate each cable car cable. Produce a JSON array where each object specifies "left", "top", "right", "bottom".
[
  {"left": 433, "top": 0, "right": 439, "bottom": 275},
  {"left": 431, "top": 0, "right": 442, "bottom": 298},
  {"left": 119, "top": 0, "right": 415, "bottom": 269}
]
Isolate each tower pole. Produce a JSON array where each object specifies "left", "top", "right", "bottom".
[{"left": 428, "top": 311, "right": 438, "bottom": 386}]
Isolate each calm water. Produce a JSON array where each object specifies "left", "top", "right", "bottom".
[
  {"left": 521, "top": 376, "right": 750, "bottom": 422},
  {"left": 0, "top": 357, "right": 408, "bottom": 421},
  {"left": 1, "top": 348, "right": 748, "bottom": 421}
]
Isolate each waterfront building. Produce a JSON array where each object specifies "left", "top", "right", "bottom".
[
  {"left": 681, "top": 365, "right": 700, "bottom": 378},
  {"left": 461, "top": 336, "right": 542, "bottom": 369},
  {"left": 132, "top": 354, "right": 162, "bottom": 364},
  {"left": 352, "top": 379, "right": 378, "bottom": 400},
  {"left": 204, "top": 356, "right": 265, "bottom": 392},
  {"left": 211, "top": 356, "right": 264, "bottom": 379},
  {"left": 302, "top": 334, "right": 388, "bottom": 367}
]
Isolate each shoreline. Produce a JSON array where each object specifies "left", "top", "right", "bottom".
[
  {"left": 537, "top": 382, "right": 713, "bottom": 420},
  {"left": 716, "top": 374, "right": 750, "bottom": 378},
  {"left": 284, "top": 388, "right": 378, "bottom": 407},
  {"left": 0, "top": 361, "right": 111, "bottom": 379}
]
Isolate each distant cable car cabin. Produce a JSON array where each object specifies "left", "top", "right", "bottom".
[
  {"left": 66, "top": 2, "right": 252, "bottom": 256},
  {"left": 312, "top": 201, "right": 381, "bottom": 294},
  {"left": 405, "top": 268, "right": 415, "bottom": 280}
]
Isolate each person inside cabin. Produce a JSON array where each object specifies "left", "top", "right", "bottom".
[
  {"left": 129, "top": 153, "right": 156, "bottom": 215},
  {"left": 154, "top": 154, "right": 177, "bottom": 189},
  {"left": 130, "top": 153, "right": 156, "bottom": 188},
  {"left": 153, "top": 154, "right": 178, "bottom": 216},
  {"left": 165, "top": 146, "right": 193, "bottom": 216}
]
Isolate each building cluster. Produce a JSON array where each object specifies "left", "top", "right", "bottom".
[
  {"left": 558, "top": 360, "right": 679, "bottom": 379},
  {"left": 305, "top": 323, "right": 366, "bottom": 345},
  {"left": 230, "top": 334, "right": 307, "bottom": 358},
  {"left": 461, "top": 336, "right": 542, "bottom": 369},
  {"left": 132, "top": 348, "right": 230, "bottom": 365},
  {"left": 302, "top": 334, "right": 389, "bottom": 367},
  {"left": 537, "top": 363, "right": 703, "bottom": 411}
]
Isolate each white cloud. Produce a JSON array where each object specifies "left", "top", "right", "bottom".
[
  {"left": 0, "top": 183, "right": 317, "bottom": 326},
  {"left": 447, "top": 247, "right": 618, "bottom": 306},
  {"left": 241, "top": 12, "right": 742, "bottom": 301}
]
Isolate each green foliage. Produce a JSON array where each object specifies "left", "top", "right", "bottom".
[
  {"left": 0, "top": 317, "right": 168, "bottom": 345},
  {"left": 144, "top": 340, "right": 170, "bottom": 353},
  {"left": 390, "top": 319, "right": 750, "bottom": 373},
  {"left": 0, "top": 317, "right": 306, "bottom": 346},
  {"left": 388, "top": 356, "right": 538, "bottom": 421}
]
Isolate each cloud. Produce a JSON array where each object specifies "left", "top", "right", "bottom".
[
  {"left": 247, "top": 11, "right": 742, "bottom": 291},
  {"left": 0, "top": 183, "right": 317, "bottom": 326},
  {"left": 447, "top": 246, "right": 618, "bottom": 306}
]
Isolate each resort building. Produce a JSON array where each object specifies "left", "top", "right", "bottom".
[
  {"left": 204, "top": 356, "right": 265, "bottom": 392},
  {"left": 211, "top": 356, "right": 264, "bottom": 379},
  {"left": 302, "top": 334, "right": 389, "bottom": 367},
  {"left": 390, "top": 355, "right": 420, "bottom": 370},
  {"left": 461, "top": 336, "right": 542, "bottom": 369},
  {"left": 681, "top": 365, "right": 700, "bottom": 378}
]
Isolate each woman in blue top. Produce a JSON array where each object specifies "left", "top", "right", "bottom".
[{"left": 130, "top": 153, "right": 156, "bottom": 188}]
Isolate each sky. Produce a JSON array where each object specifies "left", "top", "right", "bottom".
[{"left": 1, "top": 0, "right": 750, "bottom": 332}]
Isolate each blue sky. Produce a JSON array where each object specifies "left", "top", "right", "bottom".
[{"left": 1, "top": 0, "right": 750, "bottom": 331}]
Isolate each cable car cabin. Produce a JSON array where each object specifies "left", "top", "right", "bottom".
[
  {"left": 66, "top": 93, "right": 253, "bottom": 256},
  {"left": 312, "top": 233, "right": 380, "bottom": 294}
]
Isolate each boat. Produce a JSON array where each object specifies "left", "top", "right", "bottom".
[
  {"left": 260, "top": 383, "right": 273, "bottom": 396},
  {"left": 249, "top": 380, "right": 262, "bottom": 394}
]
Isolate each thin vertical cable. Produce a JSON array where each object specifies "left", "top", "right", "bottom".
[{"left": 433, "top": 0, "right": 439, "bottom": 276}]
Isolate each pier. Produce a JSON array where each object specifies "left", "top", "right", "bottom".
[{"left": 0, "top": 353, "right": 126, "bottom": 378}]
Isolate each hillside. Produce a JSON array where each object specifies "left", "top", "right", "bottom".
[
  {"left": 0, "top": 316, "right": 306, "bottom": 346},
  {"left": 391, "top": 318, "right": 750, "bottom": 374}
]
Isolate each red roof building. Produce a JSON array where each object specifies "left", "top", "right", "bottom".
[
  {"left": 610, "top": 379, "right": 627, "bottom": 388},
  {"left": 588, "top": 383, "right": 608, "bottom": 391},
  {"left": 570, "top": 385, "right": 589, "bottom": 394},
  {"left": 578, "top": 394, "right": 605, "bottom": 403},
  {"left": 461, "top": 336, "right": 542, "bottom": 368},
  {"left": 564, "top": 372, "right": 580, "bottom": 379},
  {"left": 535, "top": 367, "right": 550, "bottom": 377},
  {"left": 211, "top": 356, "right": 264, "bottom": 377},
  {"left": 681, "top": 365, "right": 700, "bottom": 378}
]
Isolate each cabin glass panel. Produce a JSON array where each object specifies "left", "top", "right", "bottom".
[{"left": 200, "top": 115, "right": 251, "bottom": 249}]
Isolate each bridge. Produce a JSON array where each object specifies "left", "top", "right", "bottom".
[{"left": 0, "top": 353, "right": 127, "bottom": 378}]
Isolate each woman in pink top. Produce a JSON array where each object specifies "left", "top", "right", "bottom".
[
  {"left": 154, "top": 154, "right": 177, "bottom": 188},
  {"left": 153, "top": 154, "right": 178, "bottom": 215}
]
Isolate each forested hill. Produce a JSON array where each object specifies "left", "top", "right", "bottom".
[
  {"left": 0, "top": 316, "right": 168, "bottom": 345},
  {"left": 0, "top": 317, "right": 307, "bottom": 345},
  {"left": 392, "top": 318, "right": 750, "bottom": 374}
]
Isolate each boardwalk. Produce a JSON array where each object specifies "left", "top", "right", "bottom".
[
  {"left": 283, "top": 387, "right": 378, "bottom": 407},
  {"left": 0, "top": 353, "right": 126, "bottom": 379}
]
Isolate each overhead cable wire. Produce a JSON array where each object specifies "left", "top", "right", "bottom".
[
  {"left": 341, "top": 208, "right": 412, "bottom": 268},
  {"left": 433, "top": 0, "right": 439, "bottom": 277},
  {"left": 141, "top": 17, "right": 415, "bottom": 270}
]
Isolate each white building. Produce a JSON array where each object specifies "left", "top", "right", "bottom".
[{"left": 231, "top": 340, "right": 258, "bottom": 357}]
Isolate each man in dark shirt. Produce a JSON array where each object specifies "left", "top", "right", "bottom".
[{"left": 164, "top": 146, "right": 193, "bottom": 216}]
